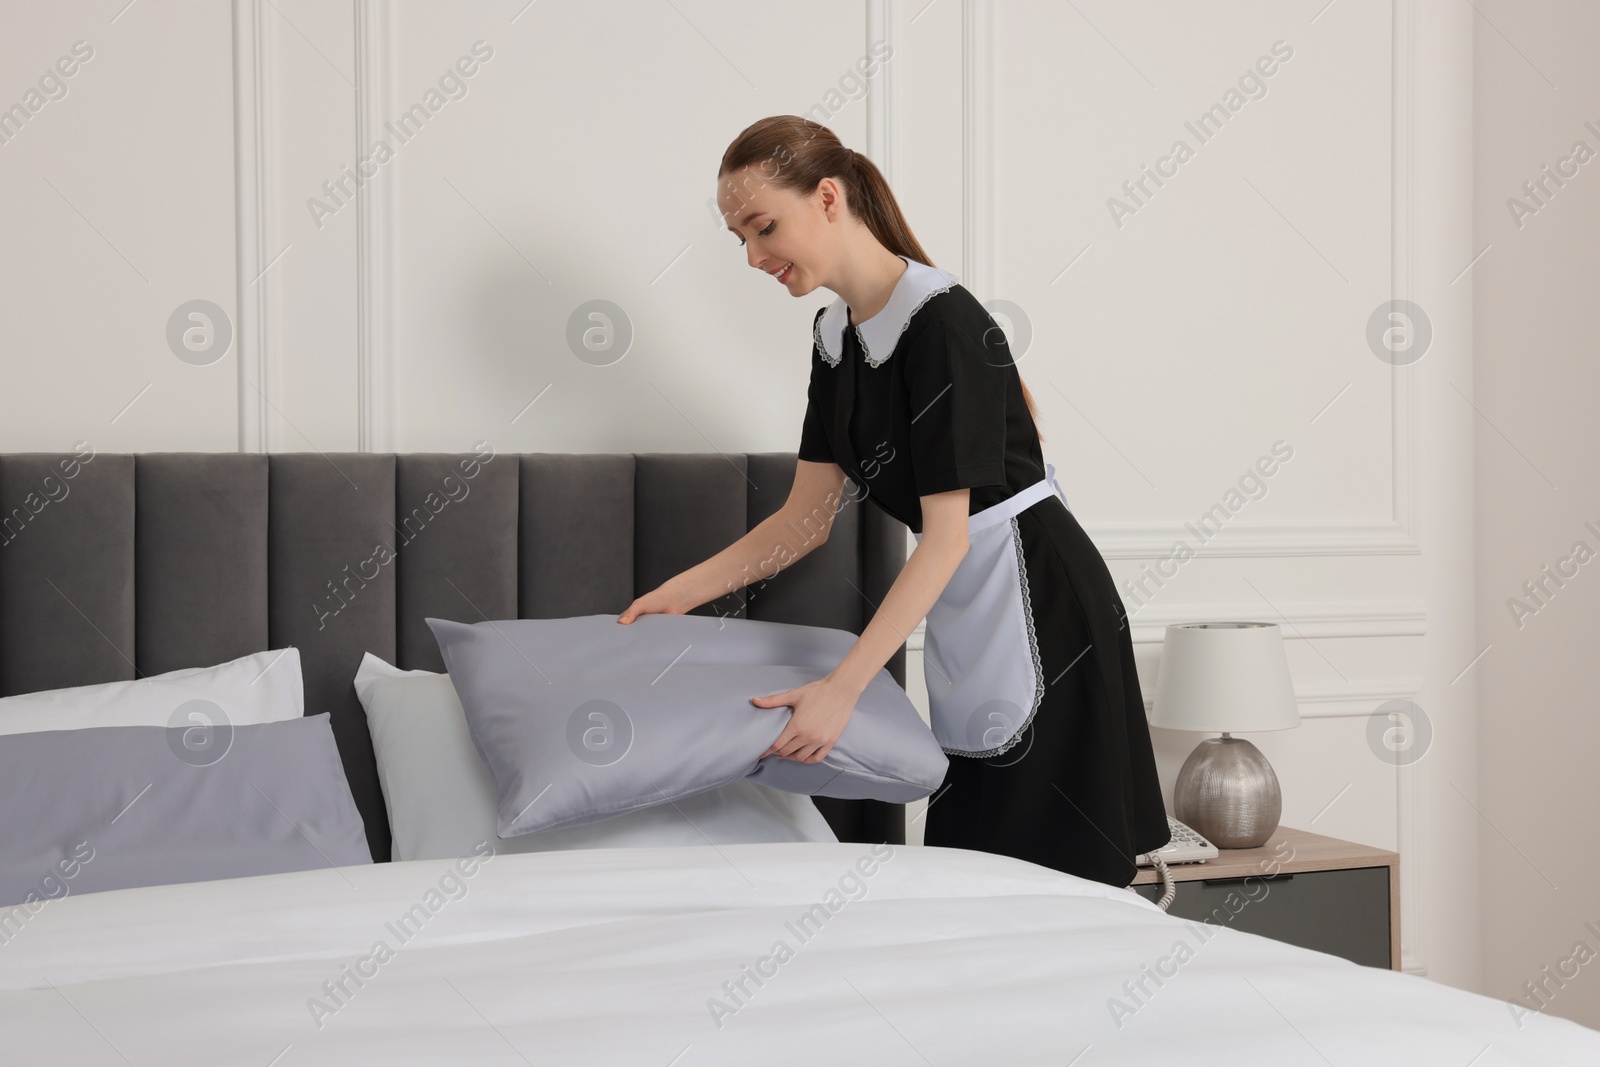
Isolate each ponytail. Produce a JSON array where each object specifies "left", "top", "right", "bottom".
[{"left": 720, "top": 116, "right": 1044, "bottom": 442}]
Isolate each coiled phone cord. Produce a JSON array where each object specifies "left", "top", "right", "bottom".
[{"left": 1130, "top": 855, "right": 1177, "bottom": 911}]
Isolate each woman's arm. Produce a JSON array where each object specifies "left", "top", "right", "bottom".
[
  {"left": 753, "top": 487, "right": 970, "bottom": 763},
  {"left": 828, "top": 488, "right": 968, "bottom": 692},
  {"left": 653, "top": 459, "right": 850, "bottom": 614}
]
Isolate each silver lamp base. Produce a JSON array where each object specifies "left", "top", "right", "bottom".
[{"left": 1173, "top": 734, "right": 1282, "bottom": 849}]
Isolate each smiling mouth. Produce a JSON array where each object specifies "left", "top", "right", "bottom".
[{"left": 771, "top": 262, "right": 793, "bottom": 283}]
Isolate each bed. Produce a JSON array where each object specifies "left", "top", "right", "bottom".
[{"left": 2, "top": 448, "right": 1596, "bottom": 1064}]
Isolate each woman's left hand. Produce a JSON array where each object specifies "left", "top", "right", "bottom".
[{"left": 749, "top": 675, "right": 859, "bottom": 764}]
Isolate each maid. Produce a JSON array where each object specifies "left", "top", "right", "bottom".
[{"left": 629, "top": 116, "right": 1170, "bottom": 888}]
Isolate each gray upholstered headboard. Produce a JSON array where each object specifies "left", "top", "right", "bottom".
[{"left": 0, "top": 449, "right": 909, "bottom": 860}]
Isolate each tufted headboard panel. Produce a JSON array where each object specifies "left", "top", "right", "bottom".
[{"left": 0, "top": 449, "right": 909, "bottom": 861}]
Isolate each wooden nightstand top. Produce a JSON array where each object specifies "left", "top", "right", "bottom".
[{"left": 1129, "top": 825, "right": 1399, "bottom": 885}]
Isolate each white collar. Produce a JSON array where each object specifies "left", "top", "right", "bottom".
[{"left": 813, "top": 256, "right": 960, "bottom": 368}]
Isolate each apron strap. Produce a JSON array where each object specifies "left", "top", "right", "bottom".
[
  {"left": 914, "top": 460, "right": 1071, "bottom": 542},
  {"left": 1043, "top": 460, "right": 1070, "bottom": 513}
]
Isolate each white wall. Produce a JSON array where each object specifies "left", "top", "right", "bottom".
[
  {"left": 1474, "top": 0, "right": 1600, "bottom": 1032},
  {"left": 0, "top": 0, "right": 237, "bottom": 450},
  {"left": 1, "top": 0, "right": 1523, "bottom": 1003}
]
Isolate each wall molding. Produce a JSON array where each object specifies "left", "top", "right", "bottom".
[
  {"left": 231, "top": 0, "right": 277, "bottom": 452},
  {"left": 1091, "top": 517, "right": 1421, "bottom": 559},
  {"left": 961, "top": 0, "right": 993, "bottom": 299},
  {"left": 908, "top": 598, "right": 1424, "bottom": 652},
  {"left": 354, "top": 0, "right": 395, "bottom": 453},
  {"left": 1142, "top": 676, "right": 1425, "bottom": 718},
  {"left": 865, "top": 0, "right": 891, "bottom": 183},
  {"left": 1391, "top": 0, "right": 1425, "bottom": 976},
  {"left": 963, "top": 0, "right": 1419, "bottom": 559},
  {"left": 1122, "top": 598, "right": 1426, "bottom": 645},
  {"left": 953, "top": 0, "right": 1429, "bottom": 971},
  {"left": 239, "top": 0, "right": 391, "bottom": 453}
]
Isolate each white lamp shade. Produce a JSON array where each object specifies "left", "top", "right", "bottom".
[{"left": 1150, "top": 621, "right": 1300, "bottom": 733}]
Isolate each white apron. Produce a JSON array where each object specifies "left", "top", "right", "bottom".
[{"left": 912, "top": 460, "right": 1071, "bottom": 758}]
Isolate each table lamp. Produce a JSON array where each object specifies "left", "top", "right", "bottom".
[{"left": 1150, "top": 621, "right": 1300, "bottom": 848}]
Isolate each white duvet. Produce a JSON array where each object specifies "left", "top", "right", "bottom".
[{"left": 1, "top": 841, "right": 1595, "bottom": 1065}]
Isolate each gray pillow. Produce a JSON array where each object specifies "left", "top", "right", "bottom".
[
  {"left": 0, "top": 713, "right": 371, "bottom": 908},
  {"left": 426, "top": 612, "right": 947, "bottom": 838}
]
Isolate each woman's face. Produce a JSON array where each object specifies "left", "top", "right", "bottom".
[{"left": 717, "top": 164, "right": 843, "bottom": 298}]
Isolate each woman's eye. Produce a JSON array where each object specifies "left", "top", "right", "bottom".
[{"left": 738, "top": 219, "right": 776, "bottom": 246}]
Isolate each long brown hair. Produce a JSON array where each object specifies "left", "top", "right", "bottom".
[{"left": 719, "top": 115, "right": 1044, "bottom": 442}]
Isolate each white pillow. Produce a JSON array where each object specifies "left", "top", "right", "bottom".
[
  {"left": 0, "top": 647, "right": 304, "bottom": 736},
  {"left": 353, "top": 652, "right": 839, "bottom": 862}
]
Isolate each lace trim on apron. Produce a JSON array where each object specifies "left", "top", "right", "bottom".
[
  {"left": 948, "top": 513, "right": 1047, "bottom": 759},
  {"left": 919, "top": 461, "right": 1070, "bottom": 759}
]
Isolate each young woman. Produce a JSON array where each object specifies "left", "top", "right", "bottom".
[{"left": 620, "top": 116, "right": 1169, "bottom": 888}]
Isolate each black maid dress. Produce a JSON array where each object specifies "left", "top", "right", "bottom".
[{"left": 795, "top": 255, "right": 1171, "bottom": 889}]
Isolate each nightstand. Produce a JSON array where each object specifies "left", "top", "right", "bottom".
[{"left": 1129, "top": 826, "right": 1400, "bottom": 970}]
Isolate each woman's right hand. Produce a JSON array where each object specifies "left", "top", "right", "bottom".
[{"left": 617, "top": 581, "right": 697, "bottom": 624}]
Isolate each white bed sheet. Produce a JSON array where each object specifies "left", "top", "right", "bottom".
[{"left": 1, "top": 841, "right": 1594, "bottom": 1065}]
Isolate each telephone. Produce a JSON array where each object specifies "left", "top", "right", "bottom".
[
  {"left": 1135, "top": 816, "right": 1219, "bottom": 867},
  {"left": 1129, "top": 817, "right": 1219, "bottom": 911}
]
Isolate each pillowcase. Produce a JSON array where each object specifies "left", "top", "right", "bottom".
[
  {"left": 425, "top": 612, "right": 947, "bottom": 838},
  {"left": 353, "top": 652, "right": 838, "bottom": 861},
  {"left": 0, "top": 647, "right": 304, "bottom": 736},
  {"left": 0, "top": 713, "right": 371, "bottom": 908}
]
